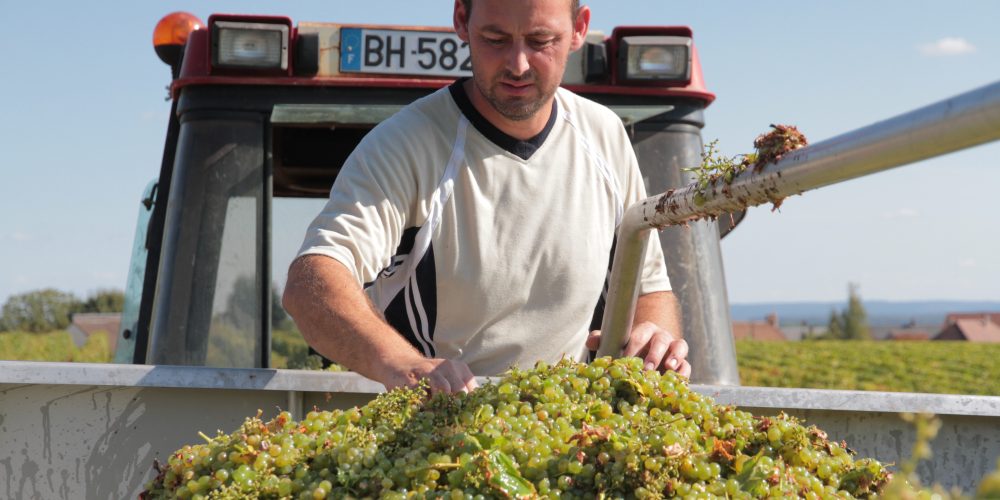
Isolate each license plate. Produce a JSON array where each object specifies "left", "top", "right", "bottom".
[{"left": 340, "top": 28, "right": 472, "bottom": 78}]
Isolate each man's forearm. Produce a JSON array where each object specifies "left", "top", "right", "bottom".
[
  {"left": 282, "top": 254, "right": 421, "bottom": 382},
  {"left": 634, "top": 291, "right": 683, "bottom": 339}
]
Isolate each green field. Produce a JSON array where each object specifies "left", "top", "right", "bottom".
[
  {"left": 0, "top": 329, "right": 317, "bottom": 368},
  {"left": 0, "top": 330, "right": 111, "bottom": 363},
  {"left": 736, "top": 339, "right": 1000, "bottom": 396},
  {"left": 0, "top": 328, "right": 319, "bottom": 368},
  {"left": 4, "top": 333, "right": 999, "bottom": 396}
]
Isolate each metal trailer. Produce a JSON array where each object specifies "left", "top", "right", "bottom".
[{"left": 2, "top": 362, "right": 999, "bottom": 498}]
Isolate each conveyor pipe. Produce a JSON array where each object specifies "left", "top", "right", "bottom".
[{"left": 597, "top": 79, "right": 1000, "bottom": 358}]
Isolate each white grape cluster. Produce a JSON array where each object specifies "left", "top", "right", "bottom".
[{"left": 142, "top": 357, "right": 892, "bottom": 499}]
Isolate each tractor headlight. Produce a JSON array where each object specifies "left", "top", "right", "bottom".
[
  {"left": 618, "top": 35, "right": 691, "bottom": 84},
  {"left": 212, "top": 21, "right": 289, "bottom": 70}
]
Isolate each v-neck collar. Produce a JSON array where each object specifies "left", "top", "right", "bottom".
[{"left": 449, "top": 78, "right": 558, "bottom": 161}]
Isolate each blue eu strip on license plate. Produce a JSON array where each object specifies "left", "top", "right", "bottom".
[{"left": 340, "top": 28, "right": 472, "bottom": 78}]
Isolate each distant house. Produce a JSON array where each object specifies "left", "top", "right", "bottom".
[
  {"left": 733, "top": 313, "right": 786, "bottom": 341},
  {"left": 778, "top": 324, "right": 812, "bottom": 341},
  {"left": 68, "top": 313, "right": 122, "bottom": 352},
  {"left": 934, "top": 317, "right": 1000, "bottom": 343},
  {"left": 869, "top": 326, "right": 895, "bottom": 340},
  {"left": 944, "top": 312, "right": 1000, "bottom": 326},
  {"left": 886, "top": 330, "right": 931, "bottom": 341}
]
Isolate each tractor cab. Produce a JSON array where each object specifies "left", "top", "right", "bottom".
[{"left": 115, "top": 12, "right": 737, "bottom": 380}]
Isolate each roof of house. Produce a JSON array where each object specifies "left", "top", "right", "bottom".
[
  {"left": 940, "top": 318, "right": 1000, "bottom": 343},
  {"left": 69, "top": 313, "right": 122, "bottom": 350},
  {"left": 886, "top": 330, "right": 930, "bottom": 341},
  {"left": 944, "top": 312, "right": 1000, "bottom": 327},
  {"left": 71, "top": 313, "right": 121, "bottom": 334},
  {"left": 732, "top": 321, "right": 786, "bottom": 341}
]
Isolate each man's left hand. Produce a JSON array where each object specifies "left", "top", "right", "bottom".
[{"left": 586, "top": 321, "right": 691, "bottom": 377}]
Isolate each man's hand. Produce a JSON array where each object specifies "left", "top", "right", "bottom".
[
  {"left": 379, "top": 353, "right": 479, "bottom": 394},
  {"left": 285, "top": 255, "right": 479, "bottom": 395},
  {"left": 586, "top": 321, "right": 691, "bottom": 377}
]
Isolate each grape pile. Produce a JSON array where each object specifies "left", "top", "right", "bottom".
[{"left": 142, "top": 357, "right": 893, "bottom": 499}]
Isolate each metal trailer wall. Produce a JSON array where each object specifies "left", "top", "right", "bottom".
[{"left": 2, "top": 361, "right": 999, "bottom": 498}]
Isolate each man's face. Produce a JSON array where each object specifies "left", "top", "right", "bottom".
[{"left": 455, "top": 0, "right": 588, "bottom": 122}]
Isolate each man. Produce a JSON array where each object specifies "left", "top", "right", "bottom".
[{"left": 283, "top": 0, "right": 690, "bottom": 393}]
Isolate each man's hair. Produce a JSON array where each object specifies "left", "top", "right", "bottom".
[{"left": 460, "top": 0, "right": 581, "bottom": 19}]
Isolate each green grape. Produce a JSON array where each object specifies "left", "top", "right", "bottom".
[
  {"left": 978, "top": 461, "right": 1000, "bottom": 497},
  {"left": 141, "top": 357, "right": 912, "bottom": 499}
]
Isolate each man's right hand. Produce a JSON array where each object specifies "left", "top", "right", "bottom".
[
  {"left": 380, "top": 354, "right": 479, "bottom": 394},
  {"left": 285, "top": 255, "right": 478, "bottom": 395}
]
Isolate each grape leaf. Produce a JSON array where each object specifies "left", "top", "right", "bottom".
[
  {"left": 484, "top": 449, "right": 536, "bottom": 499},
  {"left": 735, "top": 454, "right": 767, "bottom": 492}
]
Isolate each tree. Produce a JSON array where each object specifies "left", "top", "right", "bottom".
[
  {"left": 81, "top": 289, "right": 125, "bottom": 313},
  {"left": 271, "top": 285, "right": 289, "bottom": 329},
  {"left": 823, "top": 283, "right": 871, "bottom": 340},
  {"left": 0, "top": 289, "right": 81, "bottom": 333},
  {"left": 842, "top": 282, "right": 871, "bottom": 340},
  {"left": 826, "top": 309, "right": 844, "bottom": 339},
  {"left": 225, "top": 275, "right": 259, "bottom": 333},
  {"left": 223, "top": 276, "right": 288, "bottom": 331}
]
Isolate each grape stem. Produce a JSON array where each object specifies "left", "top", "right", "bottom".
[{"left": 425, "top": 463, "right": 462, "bottom": 471}]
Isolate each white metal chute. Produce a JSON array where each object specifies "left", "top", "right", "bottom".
[{"left": 598, "top": 79, "right": 1000, "bottom": 359}]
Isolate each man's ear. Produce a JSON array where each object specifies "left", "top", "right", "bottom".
[
  {"left": 454, "top": 0, "right": 470, "bottom": 42},
  {"left": 570, "top": 5, "right": 591, "bottom": 51}
]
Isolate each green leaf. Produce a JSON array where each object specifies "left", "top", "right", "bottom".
[
  {"left": 484, "top": 450, "right": 536, "bottom": 499},
  {"left": 735, "top": 454, "right": 767, "bottom": 491},
  {"left": 464, "top": 432, "right": 484, "bottom": 451},
  {"left": 476, "top": 433, "right": 495, "bottom": 449}
]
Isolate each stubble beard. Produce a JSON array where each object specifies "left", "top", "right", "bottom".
[{"left": 474, "top": 70, "right": 557, "bottom": 122}]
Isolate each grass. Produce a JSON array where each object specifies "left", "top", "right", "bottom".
[
  {"left": 5, "top": 332, "right": 997, "bottom": 397},
  {"left": 736, "top": 339, "right": 1000, "bottom": 396},
  {"left": 0, "top": 330, "right": 111, "bottom": 363},
  {"left": 0, "top": 327, "right": 323, "bottom": 369}
]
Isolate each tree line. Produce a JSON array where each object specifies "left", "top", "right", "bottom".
[{"left": 0, "top": 288, "right": 124, "bottom": 333}]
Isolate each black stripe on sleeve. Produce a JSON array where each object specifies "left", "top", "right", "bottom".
[
  {"left": 589, "top": 236, "right": 616, "bottom": 332},
  {"left": 380, "top": 240, "right": 438, "bottom": 357}
]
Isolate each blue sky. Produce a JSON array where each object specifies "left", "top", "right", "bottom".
[{"left": 1, "top": 1, "right": 998, "bottom": 306}]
